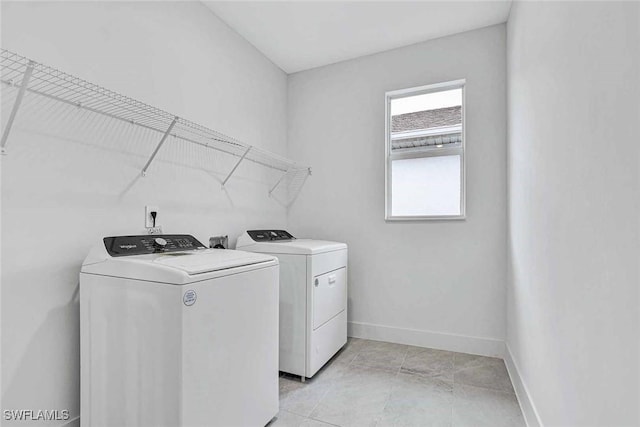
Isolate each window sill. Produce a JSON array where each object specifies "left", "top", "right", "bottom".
[{"left": 385, "top": 214, "right": 466, "bottom": 222}]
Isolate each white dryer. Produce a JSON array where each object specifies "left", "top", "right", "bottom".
[
  {"left": 80, "top": 234, "right": 279, "bottom": 427},
  {"left": 236, "top": 230, "right": 347, "bottom": 380}
]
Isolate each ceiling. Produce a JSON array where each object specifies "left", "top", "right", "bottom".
[{"left": 203, "top": 1, "right": 512, "bottom": 74}]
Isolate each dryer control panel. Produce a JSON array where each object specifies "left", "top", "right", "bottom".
[
  {"left": 103, "top": 234, "right": 206, "bottom": 257},
  {"left": 247, "top": 230, "right": 295, "bottom": 242}
]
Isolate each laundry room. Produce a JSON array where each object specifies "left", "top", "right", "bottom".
[{"left": 1, "top": 1, "right": 638, "bottom": 427}]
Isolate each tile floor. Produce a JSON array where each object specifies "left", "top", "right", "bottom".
[{"left": 272, "top": 338, "right": 525, "bottom": 427}]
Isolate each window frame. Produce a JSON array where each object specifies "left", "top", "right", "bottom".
[{"left": 385, "top": 79, "right": 466, "bottom": 221}]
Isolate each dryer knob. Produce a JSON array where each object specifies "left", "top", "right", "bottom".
[{"left": 154, "top": 237, "right": 168, "bottom": 247}]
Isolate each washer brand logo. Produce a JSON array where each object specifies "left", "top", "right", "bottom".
[
  {"left": 183, "top": 290, "right": 197, "bottom": 306},
  {"left": 119, "top": 244, "right": 137, "bottom": 250}
]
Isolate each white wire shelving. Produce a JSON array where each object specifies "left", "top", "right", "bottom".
[{"left": 0, "top": 48, "right": 311, "bottom": 199}]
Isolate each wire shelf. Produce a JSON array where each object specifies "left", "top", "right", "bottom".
[
  {"left": 268, "top": 167, "right": 311, "bottom": 207},
  {"left": 0, "top": 48, "right": 311, "bottom": 194}
]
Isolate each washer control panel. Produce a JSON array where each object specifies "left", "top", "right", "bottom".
[
  {"left": 247, "top": 230, "right": 295, "bottom": 242},
  {"left": 103, "top": 234, "right": 206, "bottom": 257}
]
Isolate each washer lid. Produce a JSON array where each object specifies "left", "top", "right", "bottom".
[
  {"left": 153, "top": 250, "right": 274, "bottom": 274},
  {"left": 238, "top": 239, "right": 347, "bottom": 255},
  {"left": 81, "top": 246, "right": 278, "bottom": 284}
]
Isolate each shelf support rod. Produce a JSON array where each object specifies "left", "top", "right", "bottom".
[
  {"left": 221, "top": 146, "right": 251, "bottom": 187},
  {"left": 1, "top": 61, "right": 35, "bottom": 154},
  {"left": 269, "top": 169, "right": 290, "bottom": 196},
  {"left": 141, "top": 116, "right": 178, "bottom": 176}
]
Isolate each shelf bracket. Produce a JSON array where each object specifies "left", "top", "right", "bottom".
[
  {"left": 141, "top": 116, "right": 178, "bottom": 176},
  {"left": 221, "top": 146, "right": 251, "bottom": 187},
  {"left": 268, "top": 169, "right": 290, "bottom": 196},
  {"left": 1, "top": 61, "right": 35, "bottom": 154}
]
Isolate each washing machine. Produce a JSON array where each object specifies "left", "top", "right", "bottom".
[
  {"left": 236, "top": 230, "right": 347, "bottom": 380},
  {"left": 80, "top": 234, "right": 279, "bottom": 427}
]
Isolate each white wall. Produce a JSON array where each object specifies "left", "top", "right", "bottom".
[
  {"left": 506, "top": 2, "right": 640, "bottom": 426},
  {"left": 1, "top": 2, "right": 288, "bottom": 424},
  {"left": 287, "top": 25, "right": 507, "bottom": 356}
]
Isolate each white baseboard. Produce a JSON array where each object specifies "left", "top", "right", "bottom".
[
  {"left": 348, "top": 321, "right": 505, "bottom": 358},
  {"left": 504, "top": 344, "right": 543, "bottom": 427}
]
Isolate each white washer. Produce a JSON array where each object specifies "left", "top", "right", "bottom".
[
  {"left": 80, "top": 234, "right": 279, "bottom": 427},
  {"left": 236, "top": 230, "right": 347, "bottom": 380}
]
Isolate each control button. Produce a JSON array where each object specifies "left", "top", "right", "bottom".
[{"left": 154, "top": 237, "right": 167, "bottom": 247}]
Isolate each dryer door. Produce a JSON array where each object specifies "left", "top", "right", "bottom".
[{"left": 312, "top": 267, "right": 347, "bottom": 329}]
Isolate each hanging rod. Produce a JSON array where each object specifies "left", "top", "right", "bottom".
[{"left": 0, "top": 48, "right": 311, "bottom": 186}]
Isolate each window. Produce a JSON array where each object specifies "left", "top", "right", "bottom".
[{"left": 385, "top": 80, "right": 465, "bottom": 220}]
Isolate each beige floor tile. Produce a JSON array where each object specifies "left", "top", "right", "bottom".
[
  {"left": 271, "top": 410, "right": 308, "bottom": 427},
  {"left": 280, "top": 376, "right": 333, "bottom": 417},
  {"left": 310, "top": 365, "right": 396, "bottom": 427},
  {"left": 308, "top": 348, "right": 357, "bottom": 386},
  {"left": 400, "top": 347, "right": 455, "bottom": 381},
  {"left": 452, "top": 383, "right": 525, "bottom": 427},
  {"left": 453, "top": 353, "right": 514, "bottom": 393},
  {"left": 302, "top": 419, "right": 342, "bottom": 427},
  {"left": 351, "top": 340, "right": 409, "bottom": 372},
  {"left": 276, "top": 340, "right": 524, "bottom": 427},
  {"left": 377, "top": 372, "right": 453, "bottom": 427}
]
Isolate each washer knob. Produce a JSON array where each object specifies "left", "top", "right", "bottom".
[{"left": 154, "top": 237, "right": 167, "bottom": 247}]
